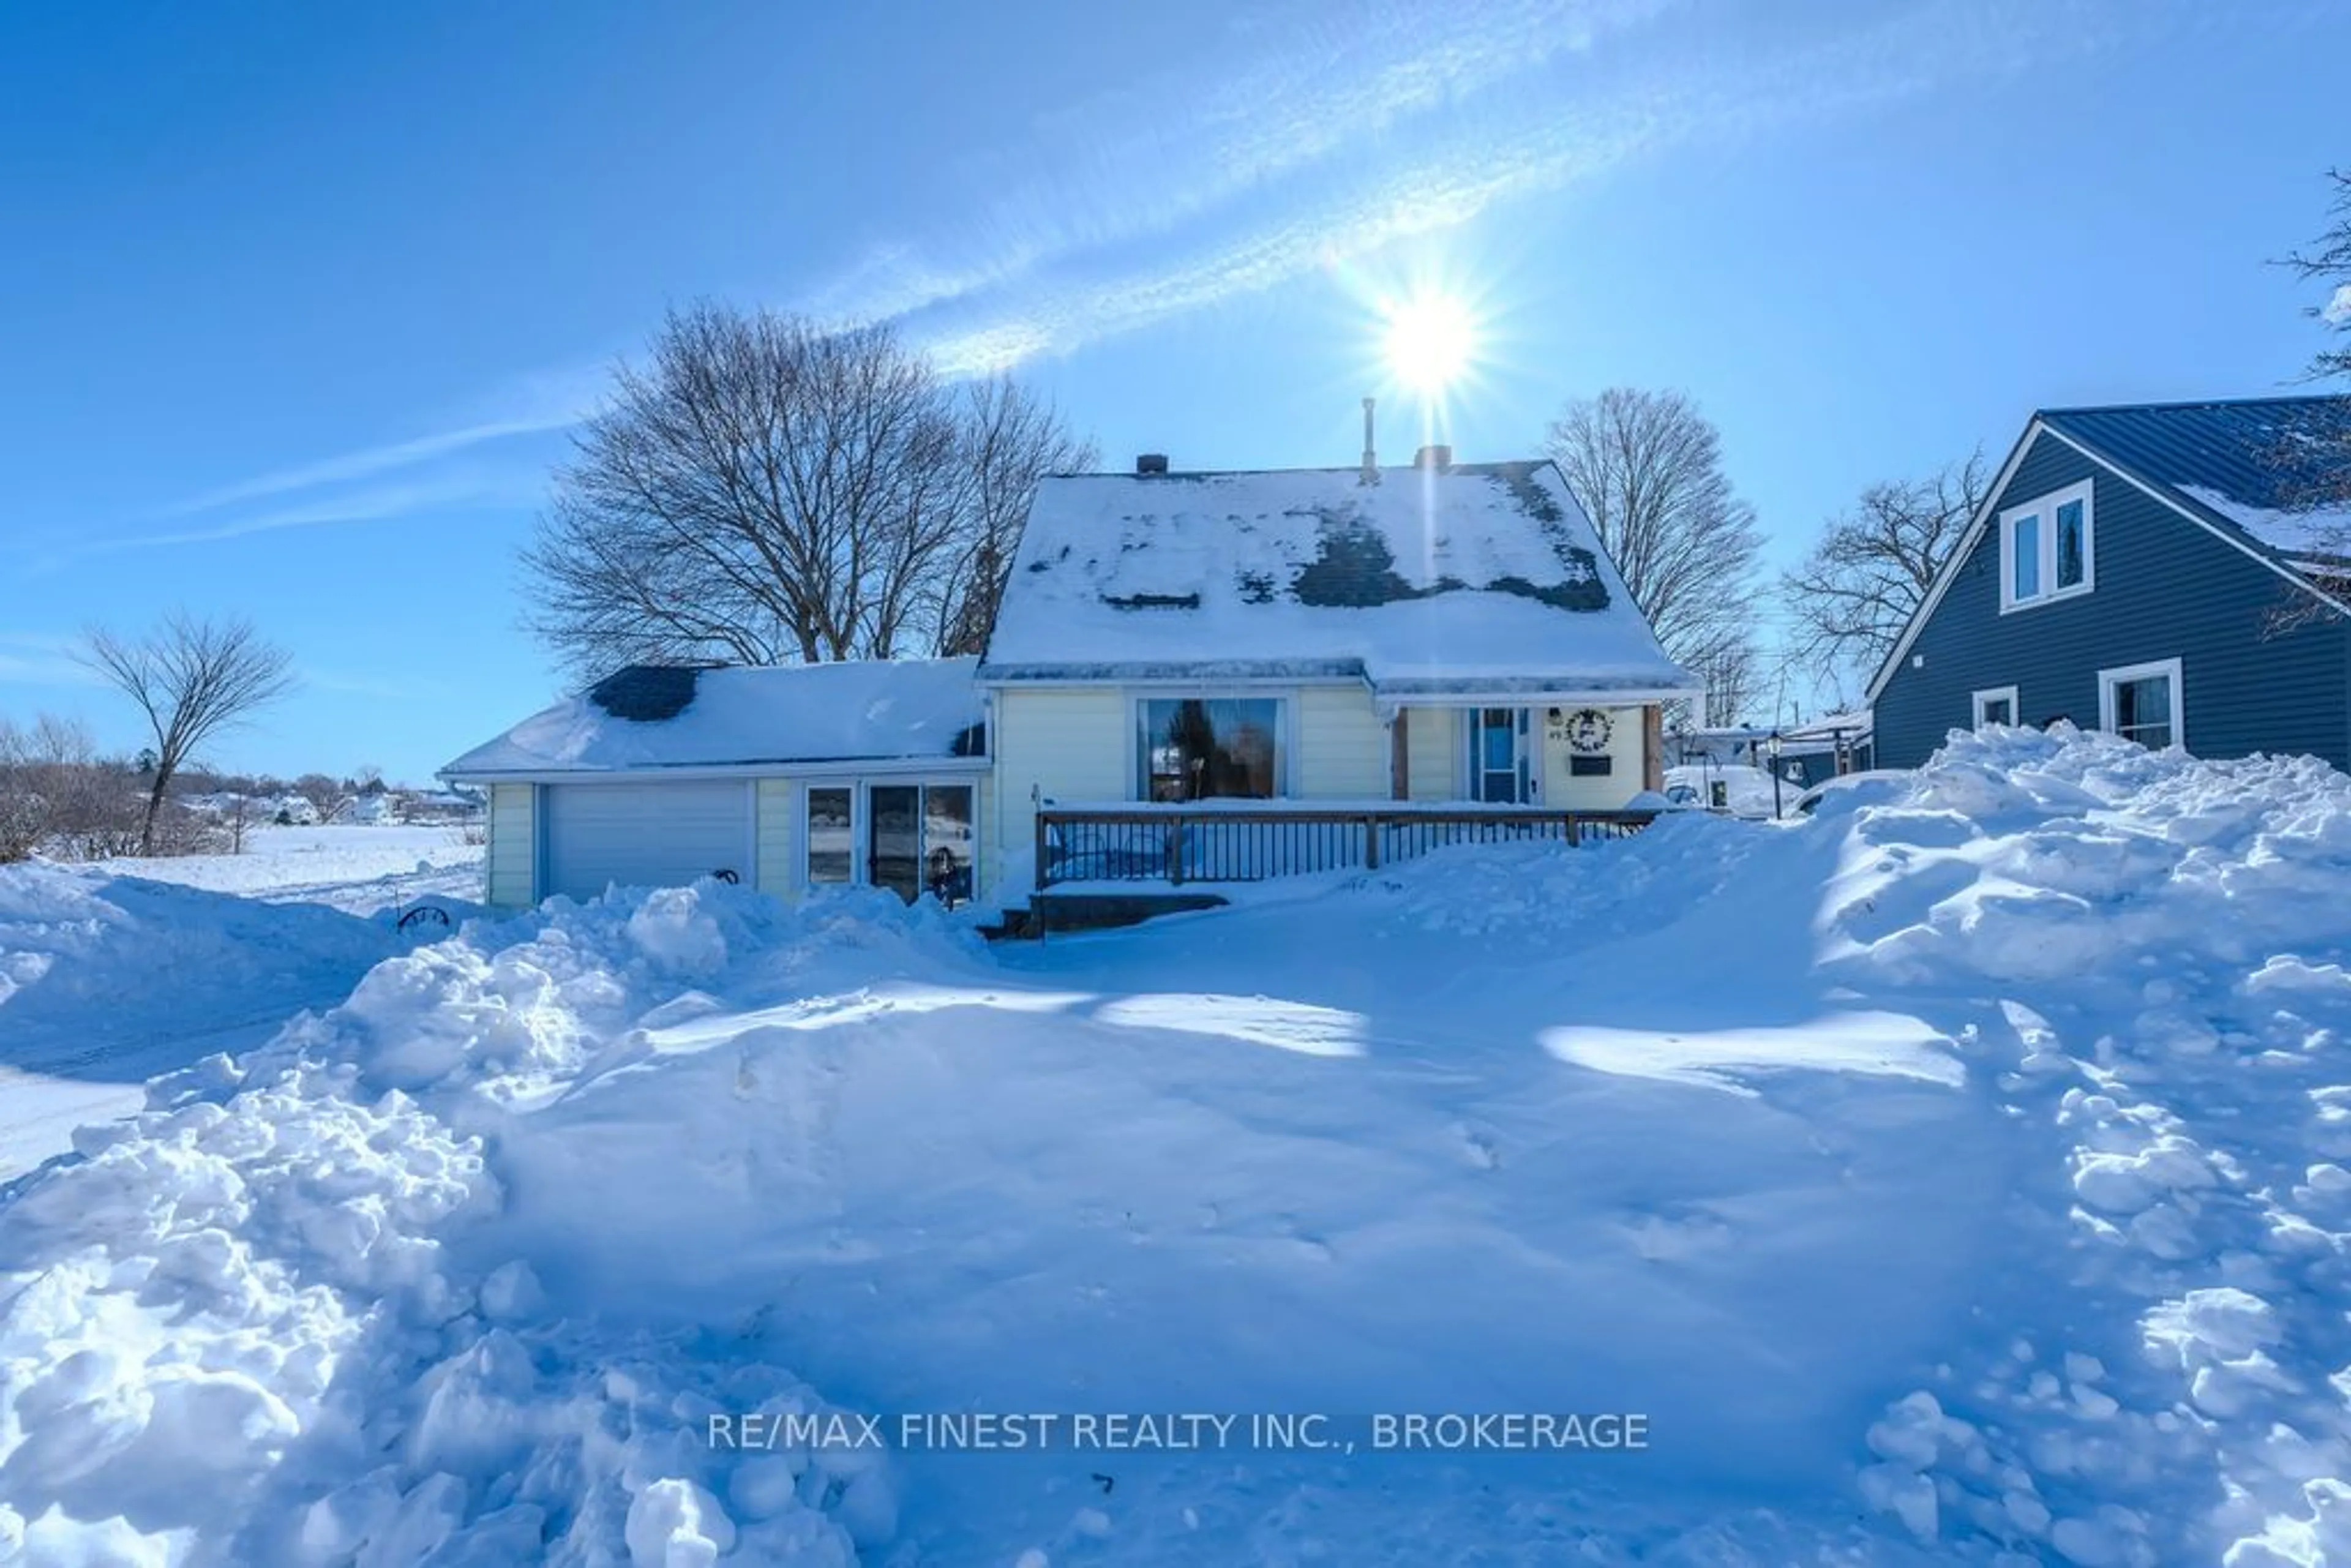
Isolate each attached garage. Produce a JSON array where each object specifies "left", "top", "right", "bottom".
[
  {"left": 539, "top": 779, "right": 754, "bottom": 902},
  {"left": 440, "top": 658, "right": 989, "bottom": 909}
]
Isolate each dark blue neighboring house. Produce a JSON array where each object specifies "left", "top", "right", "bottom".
[{"left": 1869, "top": 396, "right": 2351, "bottom": 771}]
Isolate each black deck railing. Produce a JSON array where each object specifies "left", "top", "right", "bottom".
[{"left": 1033, "top": 804, "right": 1658, "bottom": 888}]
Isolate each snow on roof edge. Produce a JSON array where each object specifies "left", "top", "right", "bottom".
[{"left": 438, "top": 656, "right": 986, "bottom": 779}]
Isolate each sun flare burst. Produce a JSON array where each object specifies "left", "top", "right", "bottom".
[{"left": 1381, "top": 291, "right": 1479, "bottom": 396}]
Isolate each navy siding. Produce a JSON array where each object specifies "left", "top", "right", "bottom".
[{"left": 1875, "top": 429, "right": 2351, "bottom": 770}]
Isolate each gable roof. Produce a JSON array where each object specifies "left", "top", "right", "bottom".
[
  {"left": 980, "top": 459, "right": 1700, "bottom": 700},
  {"left": 440, "top": 657, "right": 985, "bottom": 779},
  {"left": 1864, "top": 396, "right": 2351, "bottom": 703}
]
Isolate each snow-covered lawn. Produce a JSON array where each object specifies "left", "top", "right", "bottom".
[
  {"left": 4, "top": 729, "right": 2350, "bottom": 1563},
  {"left": 0, "top": 828, "right": 484, "bottom": 1181},
  {"left": 95, "top": 822, "right": 485, "bottom": 912}
]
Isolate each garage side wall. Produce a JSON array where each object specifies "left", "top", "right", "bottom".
[{"left": 487, "top": 783, "right": 536, "bottom": 907}]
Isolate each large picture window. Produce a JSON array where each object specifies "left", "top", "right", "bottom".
[
  {"left": 1138, "top": 698, "right": 1281, "bottom": 801},
  {"left": 2000, "top": 480, "right": 2094, "bottom": 612}
]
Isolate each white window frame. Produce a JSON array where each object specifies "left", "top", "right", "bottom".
[
  {"left": 1129, "top": 693, "right": 1292, "bottom": 801},
  {"left": 1971, "top": 685, "right": 2020, "bottom": 730},
  {"left": 2098, "top": 657, "right": 2184, "bottom": 751},
  {"left": 801, "top": 781, "right": 861, "bottom": 890},
  {"left": 1998, "top": 479, "right": 2096, "bottom": 613},
  {"left": 799, "top": 778, "right": 980, "bottom": 900}
]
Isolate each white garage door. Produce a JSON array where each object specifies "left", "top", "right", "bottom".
[{"left": 541, "top": 781, "right": 753, "bottom": 902}]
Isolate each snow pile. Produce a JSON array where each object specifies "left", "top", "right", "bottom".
[
  {"left": 0, "top": 866, "right": 426, "bottom": 1178},
  {"left": 1820, "top": 726, "right": 2351, "bottom": 1563},
  {"left": 0, "top": 880, "right": 969, "bottom": 1565},
  {"left": 1368, "top": 809, "right": 1764, "bottom": 940}
]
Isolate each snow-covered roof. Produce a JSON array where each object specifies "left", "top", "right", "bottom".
[
  {"left": 1782, "top": 710, "right": 1873, "bottom": 742},
  {"left": 440, "top": 657, "right": 985, "bottom": 779},
  {"left": 2040, "top": 398, "right": 2351, "bottom": 563},
  {"left": 2177, "top": 485, "right": 2351, "bottom": 563},
  {"left": 980, "top": 460, "right": 1700, "bottom": 699}
]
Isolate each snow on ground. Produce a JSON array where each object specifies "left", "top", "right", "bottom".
[
  {"left": 0, "top": 827, "right": 484, "bottom": 1181},
  {"left": 5, "top": 726, "right": 2351, "bottom": 1562},
  {"left": 93, "top": 823, "right": 486, "bottom": 914}
]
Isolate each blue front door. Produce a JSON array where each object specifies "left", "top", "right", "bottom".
[{"left": 1470, "top": 708, "right": 1530, "bottom": 803}]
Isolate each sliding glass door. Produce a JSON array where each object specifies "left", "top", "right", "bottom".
[
  {"left": 809, "top": 781, "right": 978, "bottom": 906},
  {"left": 868, "top": 786, "right": 922, "bottom": 902}
]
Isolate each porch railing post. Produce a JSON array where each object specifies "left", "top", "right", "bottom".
[
  {"left": 1365, "top": 812, "right": 1381, "bottom": 870},
  {"left": 1035, "top": 809, "right": 1052, "bottom": 890},
  {"left": 1167, "top": 816, "right": 1185, "bottom": 885}
]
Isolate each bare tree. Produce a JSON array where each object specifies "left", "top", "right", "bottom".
[
  {"left": 1686, "top": 641, "right": 1761, "bottom": 729},
  {"left": 936, "top": 375, "right": 1097, "bottom": 656},
  {"left": 78, "top": 615, "right": 296, "bottom": 855},
  {"left": 293, "top": 771, "right": 342, "bottom": 819},
  {"left": 1544, "top": 388, "right": 1766, "bottom": 722},
  {"left": 0, "top": 715, "right": 72, "bottom": 861},
  {"left": 0, "top": 713, "right": 190, "bottom": 862},
  {"left": 523, "top": 303, "right": 1090, "bottom": 679},
  {"left": 2284, "top": 168, "right": 2351, "bottom": 386},
  {"left": 1780, "top": 450, "right": 1991, "bottom": 696}
]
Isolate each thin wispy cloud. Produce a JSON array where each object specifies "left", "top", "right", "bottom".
[
  {"left": 110, "top": 0, "right": 2257, "bottom": 546},
  {"left": 808, "top": 0, "right": 1673, "bottom": 329},
  {"left": 901, "top": 0, "right": 2189, "bottom": 372},
  {"left": 163, "top": 416, "right": 572, "bottom": 517},
  {"left": 116, "top": 357, "right": 609, "bottom": 557},
  {"left": 29, "top": 471, "right": 547, "bottom": 573},
  {"left": 0, "top": 632, "right": 96, "bottom": 689}
]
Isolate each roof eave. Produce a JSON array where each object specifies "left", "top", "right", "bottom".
[{"left": 438, "top": 752, "right": 992, "bottom": 784}]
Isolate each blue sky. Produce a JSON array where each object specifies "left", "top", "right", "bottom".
[{"left": 1, "top": 0, "right": 2342, "bottom": 782}]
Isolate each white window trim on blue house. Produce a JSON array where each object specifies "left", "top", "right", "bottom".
[
  {"left": 1998, "top": 479, "right": 2096, "bottom": 613},
  {"left": 1970, "top": 685, "right": 2019, "bottom": 729},
  {"left": 2098, "top": 656, "right": 2184, "bottom": 752}
]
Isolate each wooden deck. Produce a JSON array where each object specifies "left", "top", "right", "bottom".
[{"left": 1034, "top": 803, "right": 1657, "bottom": 890}]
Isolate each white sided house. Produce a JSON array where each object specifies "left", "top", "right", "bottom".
[{"left": 444, "top": 451, "right": 1699, "bottom": 915}]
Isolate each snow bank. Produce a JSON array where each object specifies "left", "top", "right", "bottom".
[
  {"left": 0, "top": 880, "right": 973, "bottom": 1565},
  {"left": 1812, "top": 727, "right": 2351, "bottom": 1563},
  {"left": 0, "top": 865, "right": 422, "bottom": 1178}
]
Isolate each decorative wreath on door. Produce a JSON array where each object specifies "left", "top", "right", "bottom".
[{"left": 1565, "top": 708, "right": 1613, "bottom": 754}]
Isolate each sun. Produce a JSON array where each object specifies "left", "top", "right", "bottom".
[{"left": 1382, "top": 291, "right": 1479, "bottom": 395}]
